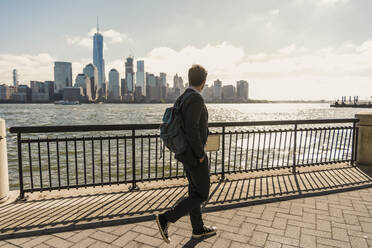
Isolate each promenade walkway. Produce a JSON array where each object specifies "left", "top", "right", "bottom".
[{"left": 0, "top": 163, "right": 371, "bottom": 247}]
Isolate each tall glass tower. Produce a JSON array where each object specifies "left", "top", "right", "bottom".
[
  {"left": 93, "top": 17, "right": 105, "bottom": 94},
  {"left": 125, "top": 57, "right": 135, "bottom": 93},
  {"left": 54, "top": 62, "right": 72, "bottom": 93},
  {"left": 13, "top": 69, "right": 19, "bottom": 87},
  {"left": 136, "top": 60, "right": 145, "bottom": 96}
]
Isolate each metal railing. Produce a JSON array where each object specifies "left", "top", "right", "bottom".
[{"left": 9, "top": 118, "right": 359, "bottom": 199}]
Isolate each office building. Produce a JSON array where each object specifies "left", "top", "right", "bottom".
[
  {"left": 12, "top": 85, "right": 31, "bottom": 102},
  {"left": 173, "top": 74, "right": 184, "bottom": 89},
  {"left": 159, "top": 73, "right": 167, "bottom": 86},
  {"left": 83, "top": 63, "right": 98, "bottom": 100},
  {"left": 93, "top": 18, "right": 105, "bottom": 93},
  {"left": 201, "top": 84, "right": 213, "bottom": 102},
  {"left": 75, "top": 74, "right": 92, "bottom": 101},
  {"left": 136, "top": 60, "right": 145, "bottom": 96},
  {"left": 62, "top": 87, "right": 84, "bottom": 102},
  {"left": 146, "top": 73, "right": 158, "bottom": 101},
  {"left": 31, "top": 81, "right": 50, "bottom": 102},
  {"left": 222, "top": 85, "right": 236, "bottom": 100},
  {"left": 0, "top": 84, "right": 15, "bottom": 101},
  {"left": 125, "top": 57, "right": 135, "bottom": 93},
  {"left": 54, "top": 62, "right": 72, "bottom": 93},
  {"left": 121, "top": 78, "right": 126, "bottom": 96},
  {"left": 13, "top": 69, "right": 19, "bottom": 87},
  {"left": 108, "top": 69, "right": 120, "bottom": 101},
  {"left": 236, "top": 80, "right": 249, "bottom": 101},
  {"left": 44, "top": 81, "right": 55, "bottom": 102},
  {"left": 213, "top": 79, "right": 222, "bottom": 100},
  {"left": 134, "top": 86, "right": 145, "bottom": 102}
]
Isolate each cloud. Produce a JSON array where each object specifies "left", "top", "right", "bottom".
[
  {"left": 2, "top": 39, "right": 372, "bottom": 100},
  {"left": 317, "top": 0, "right": 350, "bottom": 6},
  {"left": 141, "top": 40, "right": 372, "bottom": 100},
  {"left": 106, "top": 59, "right": 125, "bottom": 77},
  {"left": 102, "top": 29, "right": 129, "bottom": 44},
  {"left": 141, "top": 42, "right": 245, "bottom": 79},
  {"left": 66, "top": 36, "right": 92, "bottom": 48},
  {"left": 0, "top": 53, "right": 55, "bottom": 84},
  {"left": 269, "top": 9, "right": 280, "bottom": 15},
  {"left": 67, "top": 28, "right": 130, "bottom": 49},
  {"left": 295, "top": 0, "right": 350, "bottom": 6}
]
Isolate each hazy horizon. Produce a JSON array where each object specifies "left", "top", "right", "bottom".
[{"left": 1, "top": 0, "right": 372, "bottom": 101}]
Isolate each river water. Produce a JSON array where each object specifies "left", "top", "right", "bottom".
[{"left": 0, "top": 103, "right": 364, "bottom": 190}]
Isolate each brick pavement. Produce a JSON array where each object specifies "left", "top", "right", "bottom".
[
  {"left": 0, "top": 163, "right": 371, "bottom": 247},
  {"left": 0, "top": 187, "right": 371, "bottom": 248}
]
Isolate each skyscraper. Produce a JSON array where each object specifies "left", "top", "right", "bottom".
[
  {"left": 93, "top": 17, "right": 105, "bottom": 93},
  {"left": 173, "top": 74, "right": 179, "bottom": 89},
  {"left": 44, "top": 81, "right": 55, "bottom": 102},
  {"left": 236, "top": 80, "right": 249, "bottom": 101},
  {"left": 75, "top": 73, "right": 92, "bottom": 101},
  {"left": 213, "top": 79, "right": 222, "bottom": 100},
  {"left": 222, "top": 85, "right": 236, "bottom": 100},
  {"left": 173, "top": 74, "right": 184, "bottom": 89},
  {"left": 136, "top": 60, "right": 145, "bottom": 96},
  {"left": 178, "top": 76, "right": 184, "bottom": 89},
  {"left": 159, "top": 73, "right": 167, "bottom": 87},
  {"left": 125, "top": 57, "right": 135, "bottom": 93},
  {"left": 30, "top": 81, "right": 50, "bottom": 102},
  {"left": 121, "top": 78, "right": 126, "bottom": 96},
  {"left": 108, "top": 69, "right": 120, "bottom": 100},
  {"left": 54, "top": 62, "right": 72, "bottom": 93},
  {"left": 12, "top": 69, "right": 19, "bottom": 87},
  {"left": 83, "top": 63, "right": 98, "bottom": 100},
  {"left": 146, "top": 72, "right": 158, "bottom": 101}
]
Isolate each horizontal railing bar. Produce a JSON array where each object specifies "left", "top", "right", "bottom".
[
  {"left": 9, "top": 118, "right": 359, "bottom": 134},
  {"left": 209, "top": 119, "right": 358, "bottom": 127},
  {"left": 18, "top": 126, "right": 354, "bottom": 143},
  {"left": 20, "top": 135, "right": 157, "bottom": 143}
]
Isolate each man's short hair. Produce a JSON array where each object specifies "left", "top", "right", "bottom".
[{"left": 188, "top": 64, "right": 208, "bottom": 87}]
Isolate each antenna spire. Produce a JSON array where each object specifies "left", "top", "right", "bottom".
[{"left": 97, "top": 16, "right": 99, "bottom": 33}]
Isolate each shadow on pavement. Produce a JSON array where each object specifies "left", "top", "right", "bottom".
[{"left": 0, "top": 163, "right": 371, "bottom": 240}]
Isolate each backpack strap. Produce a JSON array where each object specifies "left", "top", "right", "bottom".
[{"left": 175, "top": 90, "right": 199, "bottom": 111}]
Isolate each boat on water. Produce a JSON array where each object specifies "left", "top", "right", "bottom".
[
  {"left": 330, "top": 103, "right": 372, "bottom": 108},
  {"left": 331, "top": 96, "right": 372, "bottom": 108},
  {"left": 54, "top": 100, "right": 80, "bottom": 105}
]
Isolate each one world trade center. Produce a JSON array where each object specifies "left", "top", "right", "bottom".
[{"left": 93, "top": 17, "right": 105, "bottom": 99}]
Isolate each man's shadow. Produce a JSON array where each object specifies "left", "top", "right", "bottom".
[{"left": 182, "top": 234, "right": 217, "bottom": 248}]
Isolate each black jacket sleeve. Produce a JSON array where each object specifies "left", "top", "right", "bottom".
[{"left": 183, "top": 95, "right": 205, "bottom": 159}]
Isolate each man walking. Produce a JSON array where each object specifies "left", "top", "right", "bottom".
[{"left": 156, "top": 64, "right": 217, "bottom": 243}]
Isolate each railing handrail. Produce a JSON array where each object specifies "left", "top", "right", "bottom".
[{"left": 9, "top": 118, "right": 359, "bottom": 134}]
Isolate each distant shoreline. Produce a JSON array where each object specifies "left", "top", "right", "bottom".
[{"left": 0, "top": 100, "right": 331, "bottom": 104}]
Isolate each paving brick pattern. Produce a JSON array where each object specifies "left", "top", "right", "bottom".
[{"left": 0, "top": 187, "right": 371, "bottom": 248}]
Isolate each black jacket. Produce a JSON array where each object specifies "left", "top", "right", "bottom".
[{"left": 175, "top": 88, "right": 209, "bottom": 166}]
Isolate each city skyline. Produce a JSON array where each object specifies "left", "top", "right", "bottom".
[{"left": 1, "top": 0, "right": 372, "bottom": 100}]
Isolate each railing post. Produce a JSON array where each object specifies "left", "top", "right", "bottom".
[
  {"left": 0, "top": 119, "right": 9, "bottom": 203},
  {"left": 17, "top": 133, "right": 24, "bottom": 199},
  {"left": 130, "top": 129, "right": 139, "bottom": 190},
  {"left": 351, "top": 121, "right": 357, "bottom": 165},
  {"left": 292, "top": 124, "right": 297, "bottom": 174},
  {"left": 354, "top": 123, "right": 359, "bottom": 164},
  {"left": 221, "top": 126, "right": 225, "bottom": 180}
]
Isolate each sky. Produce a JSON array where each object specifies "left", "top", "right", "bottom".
[{"left": 1, "top": 0, "right": 372, "bottom": 100}]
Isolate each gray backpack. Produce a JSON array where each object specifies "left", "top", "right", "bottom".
[{"left": 160, "top": 91, "right": 197, "bottom": 154}]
